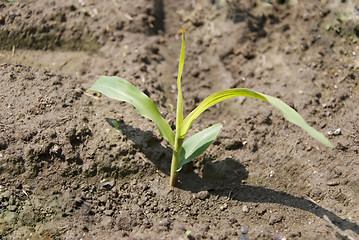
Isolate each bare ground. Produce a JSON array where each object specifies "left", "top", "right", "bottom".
[{"left": 0, "top": 0, "right": 358, "bottom": 239}]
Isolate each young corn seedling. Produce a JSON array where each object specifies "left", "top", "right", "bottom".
[{"left": 89, "top": 30, "right": 333, "bottom": 187}]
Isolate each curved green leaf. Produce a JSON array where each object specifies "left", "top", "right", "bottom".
[
  {"left": 178, "top": 89, "right": 333, "bottom": 147},
  {"left": 262, "top": 93, "right": 333, "bottom": 147},
  {"left": 177, "top": 123, "right": 222, "bottom": 171},
  {"left": 89, "top": 76, "right": 175, "bottom": 148}
]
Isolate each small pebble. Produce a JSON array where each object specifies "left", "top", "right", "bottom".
[
  {"left": 305, "top": 145, "right": 313, "bottom": 151},
  {"left": 220, "top": 203, "right": 228, "bottom": 211},
  {"left": 104, "top": 210, "right": 114, "bottom": 216},
  {"left": 102, "top": 179, "right": 115, "bottom": 190},
  {"left": 242, "top": 205, "right": 249, "bottom": 213},
  {"left": 196, "top": 190, "right": 209, "bottom": 200},
  {"left": 333, "top": 128, "right": 341, "bottom": 135},
  {"left": 328, "top": 128, "right": 341, "bottom": 136},
  {"left": 327, "top": 181, "right": 340, "bottom": 186},
  {"left": 185, "top": 198, "right": 193, "bottom": 206},
  {"left": 241, "top": 226, "right": 249, "bottom": 234}
]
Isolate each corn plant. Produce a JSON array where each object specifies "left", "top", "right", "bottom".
[{"left": 89, "top": 30, "right": 333, "bottom": 187}]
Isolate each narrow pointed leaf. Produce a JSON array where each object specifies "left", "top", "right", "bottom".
[
  {"left": 176, "top": 30, "right": 185, "bottom": 128},
  {"left": 90, "top": 76, "right": 175, "bottom": 148},
  {"left": 178, "top": 89, "right": 333, "bottom": 147},
  {"left": 262, "top": 94, "right": 333, "bottom": 147},
  {"left": 177, "top": 123, "right": 222, "bottom": 171}
]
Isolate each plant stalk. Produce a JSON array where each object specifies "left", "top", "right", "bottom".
[
  {"left": 169, "top": 137, "right": 184, "bottom": 187},
  {"left": 170, "top": 30, "right": 186, "bottom": 187}
]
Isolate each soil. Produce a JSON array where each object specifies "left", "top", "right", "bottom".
[{"left": 0, "top": 0, "right": 358, "bottom": 239}]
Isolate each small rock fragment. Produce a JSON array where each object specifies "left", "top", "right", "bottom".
[
  {"left": 104, "top": 210, "right": 114, "bottom": 216},
  {"left": 184, "top": 198, "right": 193, "bottom": 206},
  {"left": 327, "top": 181, "right": 340, "bottom": 186},
  {"left": 196, "top": 190, "right": 209, "bottom": 200},
  {"left": 240, "top": 226, "right": 250, "bottom": 240},
  {"left": 102, "top": 179, "right": 115, "bottom": 190},
  {"left": 328, "top": 128, "right": 341, "bottom": 136},
  {"left": 241, "top": 226, "right": 249, "bottom": 234},
  {"left": 242, "top": 205, "right": 249, "bottom": 213},
  {"left": 333, "top": 128, "right": 341, "bottom": 135},
  {"left": 220, "top": 203, "right": 228, "bottom": 211},
  {"left": 305, "top": 145, "right": 313, "bottom": 151}
]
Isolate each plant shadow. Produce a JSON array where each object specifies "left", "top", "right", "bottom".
[
  {"left": 105, "top": 118, "right": 173, "bottom": 173},
  {"left": 106, "top": 118, "right": 359, "bottom": 235},
  {"left": 179, "top": 167, "right": 359, "bottom": 235},
  {"left": 226, "top": 2, "right": 269, "bottom": 38}
]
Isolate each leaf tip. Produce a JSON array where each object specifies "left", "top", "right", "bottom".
[
  {"left": 177, "top": 29, "right": 185, "bottom": 35},
  {"left": 327, "top": 141, "right": 334, "bottom": 148}
]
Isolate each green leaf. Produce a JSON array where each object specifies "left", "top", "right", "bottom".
[
  {"left": 176, "top": 30, "right": 185, "bottom": 129},
  {"left": 178, "top": 89, "right": 333, "bottom": 147},
  {"left": 111, "top": 119, "right": 122, "bottom": 134},
  {"left": 89, "top": 76, "right": 175, "bottom": 148},
  {"left": 262, "top": 94, "right": 333, "bottom": 147},
  {"left": 177, "top": 123, "right": 222, "bottom": 171}
]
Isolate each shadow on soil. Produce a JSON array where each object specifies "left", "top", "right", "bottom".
[
  {"left": 108, "top": 118, "right": 359, "bottom": 235},
  {"left": 227, "top": 2, "right": 269, "bottom": 39}
]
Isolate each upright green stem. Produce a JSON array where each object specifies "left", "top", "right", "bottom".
[
  {"left": 170, "top": 30, "right": 186, "bottom": 187},
  {"left": 170, "top": 137, "right": 184, "bottom": 187}
]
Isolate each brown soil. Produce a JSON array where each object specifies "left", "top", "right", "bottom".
[{"left": 0, "top": 0, "right": 358, "bottom": 239}]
